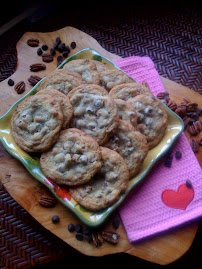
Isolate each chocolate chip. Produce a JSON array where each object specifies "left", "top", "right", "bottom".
[
  {"left": 112, "top": 219, "right": 120, "bottom": 229},
  {"left": 42, "top": 44, "right": 48, "bottom": 51},
  {"left": 75, "top": 224, "right": 83, "bottom": 233},
  {"left": 175, "top": 151, "right": 182, "bottom": 159},
  {"left": 186, "top": 179, "right": 192, "bottom": 188},
  {"left": 37, "top": 48, "right": 43, "bottom": 56},
  {"left": 51, "top": 215, "right": 60, "bottom": 223},
  {"left": 75, "top": 232, "right": 83, "bottom": 241},
  {"left": 71, "top": 42, "right": 76, "bottom": 49},
  {"left": 67, "top": 223, "right": 75, "bottom": 232},
  {"left": 8, "top": 79, "right": 14, "bottom": 86},
  {"left": 50, "top": 48, "right": 56, "bottom": 56}
]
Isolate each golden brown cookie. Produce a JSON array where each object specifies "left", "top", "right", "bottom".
[
  {"left": 69, "top": 147, "right": 129, "bottom": 210},
  {"left": 104, "top": 120, "right": 148, "bottom": 178},
  {"left": 91, "top": 60, "right": 108, "bottom": 71},
  {"left": 36, "top": 69, "right": 83, "bottom": 95},
  {"left": 36, "top": 89, "right": 73, "bottom": 129},
  {"left": 109, "top": 82, "right": 152, "bottom": 100},
  {"left": 40, "top": 128, "right": 102, "bottom": 186},
  {"left": 11, "top": 95, "right": 63, "bottom": 152},
  {"left": 68, "top": 84, "right": 119, "bottom": 145},
  {"left": 128, "top": 95, "right": 168, "bottom": 149},
  {"left": 63, "top": 59, "right": 100, "bottom": 84},
  {"left": 114, "top": 98, "right": 137, "bottom": 128},
  {"left": 99, "top": 70, "right": 134, "bottom": 91}
]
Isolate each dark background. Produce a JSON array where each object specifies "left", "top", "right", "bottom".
[{"left": 0, "top": 0, "right": 201, "bottom": 268}]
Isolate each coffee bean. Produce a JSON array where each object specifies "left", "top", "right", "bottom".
[
  {"left": 56, "top": 37, "right": 61, "bottom": 43},
  {"left": 164, "top": 158, "right": 172, "bottom": 168},
  {"left": 75, "top": 232, "right": 83, "bottom": 241},
  {"left": 75, "top": 224, "right": 83, "bottom": 233},
  {"left": 58, "top": 43, "right": 65, "bottom": 52},
  {"left": 37, "top": 48, "right": 43, "bottom": 56},
  {"left": 64, "top": 46, "right": 70, "bottom": 52},
  {"left": 83, "top": 227, "right": 91, "bottom": 235},
  {"left": 196, "top": 108, "right": 202, "bottom": 116},
  {"left": 186, "top": 179, "right": 192, "bottom": 188},
  {"left": 112, "top": 219, "right": 120, "bottom": 229},
  {"left": 50, "top": 48, "right": 56, "bottom": 56},
  {"left": 71, "top": 42, "right": 76, "bottom": 49},
  {"left": 191, "top": 114, "right": 199, "bottom": 121},
  {"left": 189, "top": 119, "right": 195, "bottom": 125},
  {"left": 67, "top": 223, "right": 75, "bottom": 232},
  {"left": 42, "top": 44, "right": 48, "bottom": 51},
  {"left": 175, "top": 151, "right": 182, "bottom": 159},
  {"left": 85, "top": 234, "right": 92, "bottom": 243},
  {"left": 62, "top": 51, "right": 69, "bottom": 58},
  {"left": 8, "top": 79, "right": 14, "bottom": 86},
  {"left": 51, "top": 215, "right": 60, "bottom": 223},
  {"left": 57, "top": 55, "right": 63, "bottom": 63}
]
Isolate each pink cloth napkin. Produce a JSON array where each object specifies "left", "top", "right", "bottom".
[{"left": 114, "top": 56, "right": 202, "bottom": 242}]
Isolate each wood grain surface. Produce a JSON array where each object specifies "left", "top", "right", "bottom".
[{"left": 0, "top": 26, "right": 201, "bottom": 265}]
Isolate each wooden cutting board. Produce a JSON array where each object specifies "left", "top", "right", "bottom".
[{"left": 0, "top": 26, "right": 201, "bottom": 265}]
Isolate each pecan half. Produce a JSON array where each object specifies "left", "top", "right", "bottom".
[
  {"left": 30, "top": 63, "right": 46, "bottom": 72},
  {"left": 14, "top": 81, "right": 25, "bottom": 94},
  {"left": 182, "top": 116, "right": 191, "bottom": 127},
  {"left": 186, "top": 102, "right": 198, "bottom": 112},
  {"left": 199, "top": 131, "right": 202, "bottom": 146},
  {"left": 187, "top": 124, "right": 198, "bottom": 136},
  {"left": 101, "top": 231, "right": 119, "bottom": 245},
  {"left": 167, "top": 100, "right": 177, "bottom": 111},
  {"left": 27, "top": 38, "right": 39, "bottom": 47},
  {"left": 38, "top": 194, "right": 56, "bottom": 208},
  {"left": 141, "top": 81, "right": 150, "bottom": 89},
  {"left": 193, "top": 120, "right": 202, "bottom": 132},
  {"left": 157, "top": 92, "right": 170, "bottom": 100},
  {"left": 42, "top": 53, "right": 54, "bottom": 63},
  {"left": 28, "top": 75, "right": 42, "bottom": 86},
  {"left": 92, "top": 232, "right": 103, "bottom": 247},
  {"left": 175, "top": 107, "right": 187, "bottom": 118},
  {"left": 189, "top": 138, "right": 199, "bottom": 153}
]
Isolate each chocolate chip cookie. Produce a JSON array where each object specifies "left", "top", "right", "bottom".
[
  {"left": 11, "top": 95, "right": 63, "bottom": 152},
  {"left": 37, "top": 69, "right": 83, "bottom": 95},
  {"left": 69, "top": 147, "right": 129, "bottom": 210},
  {"left": 99, "top": 70, "right": 134, "bottom": 91},
  {"left": 63, "top": 59, "right": 100, "bottom": 84},
  {"left": 40, "top": 128, "right": 102, "bottom": 186},
  {"left": 91, "top": 60, "right": 108, "bottom": 71},
  {"left": 68, "top": 84, "right": 119, "bottom": 145},
  {"left": 36, "top": 89, "right": 73, "bottom": 129},
  {"left": 109, "top": 82, "right": 152, "bottom": 100},
  {"left": 128, "top": 95, "right": 168, "bottom": 149},
  {"left": 104, "top": 120, "right": 148, "bottom": 178},
  {"left": 114, "top": 98, "right": 137, "bottom": 128}
]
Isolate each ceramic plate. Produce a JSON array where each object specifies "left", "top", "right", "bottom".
[{"left": 0, "top": 48, "right": 184, "bottom": 227}]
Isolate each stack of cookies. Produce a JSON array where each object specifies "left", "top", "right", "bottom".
[{"left": 11, "top": 58, "right": 168, "bottom": 211}]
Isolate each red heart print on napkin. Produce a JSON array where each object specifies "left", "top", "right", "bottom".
[{"left": 161, "top": 183, "right": 194, "bottom": 210}]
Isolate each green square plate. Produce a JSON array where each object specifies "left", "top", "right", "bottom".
[{"left": 0, "top": 48, "right": 184, "bottom": 227}]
